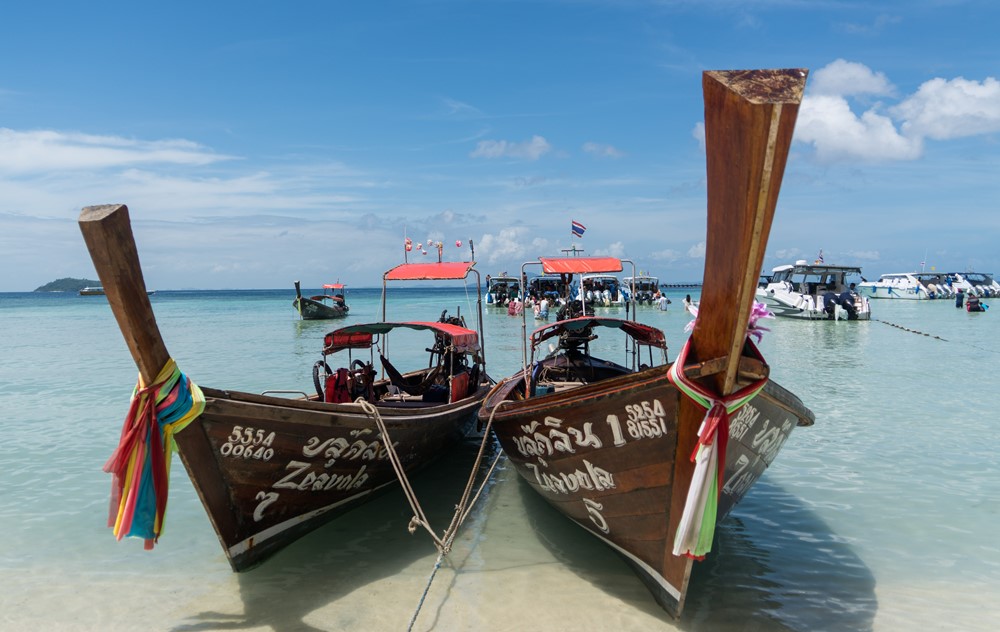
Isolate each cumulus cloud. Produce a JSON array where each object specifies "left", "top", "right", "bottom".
[
  {"left": 795, "top": 60, "right": 999, "bottom": 163},
  {"left": 593, "top": 241, "right": 626, "bottom": 257},
  {"left": 893, "top": 76, "right": 1000, "bottom": 140},
  {"left": 0, "top": 128, "right": 232, "bottom": 174},
  {"left": 810, "top": 59, "right": 895, "bottom": 98},
  {"left": 477, "top": 226, "right": 536, "bottom": 263},
  {"left": 470, "top": 135, "right": 552, "bottom": 160},
  {"left": 773, "top": 248, "right": 803, "bottom": 261},
  {"left": 649, "top": 248, "right": 681, "bottom": 263},
  {"left": 796, "top": 94, "right": 923, "bottom": 162},
  {"left": 687, "top": 241, "right": 705, "bottom": 258},
  {"left": 691, "top": 122, "right": 705, "bottom": 149},
  {"left": 582, "top": 142, "right": 624, "bottom": 158}
]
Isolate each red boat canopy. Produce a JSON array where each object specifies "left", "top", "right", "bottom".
[
  {"left": 530, "top": 317, "right": 667, "bottom": 351},
  {"left": 538, "top": 257, "right": 623, "bottom": 274},
  {"left": 323, "top": 283, "right": 345, "bottom": 289},
  {"left": 384, "top": 261, "right": 476, "bottom": 281},
  {"left": 323, "top": 321, "right": 481, "bottom": 355}
]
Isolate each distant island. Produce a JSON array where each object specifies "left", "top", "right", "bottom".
[{"left": 34, "top": 277, "right": 102, "bottom": 292}]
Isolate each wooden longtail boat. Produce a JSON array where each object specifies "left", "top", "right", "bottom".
[
  {"left": 293, "top": 280, "right": 350, "bottom": 320},
  {"left": 478, "top": 68, "right": 814, "bottom": 618},
  {"left": 79, "top": 204, "right": 491, "bottom": 572}
]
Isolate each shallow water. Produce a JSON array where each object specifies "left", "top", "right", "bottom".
[{"left": 1, "top": 287, "right": 998, "bottom": 631}]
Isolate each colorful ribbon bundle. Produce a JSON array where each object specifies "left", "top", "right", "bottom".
[
  {"left": 103, "top": 359, "right": 205, "bottom": 549},
  {"left": 667, "top": 315, "right": 770, "bottom": 560}
]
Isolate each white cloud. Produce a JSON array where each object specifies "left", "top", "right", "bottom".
[
  {"left": 810, "top": 59, "right": 895, "bottom": 98},
  {"left": 687, "top": 241, "right": 705, "bottom": 258},
  {"left": 649, "top": 248, "right": 681, "bottom": 263},
  {"left": 794, "top": 60, "right": 1000, "bottom": 163},
  {"left": 0, "top": 128, "right": 232, "bottom": 174},
  {"left": 470, "top": 135, "right": 552, "bottom": 160},
  {"left": 893, "top": 76, "right": 1000, "bottom": 140},
  {"left": 582, "top": 142, "right": 624, "bottom": 158},
  {"left": 593, "top": 241, "right": 626, "bottom": 257},
  {"left": 796, "top": 94, "right": 923, "bottom": 163},
  {"left": 477, "top": 227, "right": 535, "bottom": 263},
  {"left": 773, "top": 248, "right": 803, "bottom": 261},
  {"left": 691, "top": 122, "right": 705, "bottom": 149},
  {"left": 443, "top": 97, "right": 483, "bottom": 118},
  {"left": 845, "top": 250, "right": 881, "bottom": 261}
]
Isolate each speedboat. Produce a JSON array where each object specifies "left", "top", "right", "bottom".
[
  {"left": 757, "top": 261, "right": 871, "bottom": 320},
  {"left": 576, "top": 274, "right": 626, "bottom": 306},
  {"left": 913, "top": 273, "right": 955, "bottom": 298},
  {"left": 623, "top": 275, "right": 660, "bottom": 305},
  {"left": 485, "top": 273, "right": 521, "bottom": 306},
  {"left": 857, "top": 273, "right": 935, "bottom": 300},
  {"left": 951, "top": 272, "right": 1000, "bottom": 297},
  {"left": 526, "top": 274, "right": 571, "bottom": 306}
]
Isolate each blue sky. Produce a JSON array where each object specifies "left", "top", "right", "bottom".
[{"left": 2, "top": 0, "right": 998, "bottom": 290}]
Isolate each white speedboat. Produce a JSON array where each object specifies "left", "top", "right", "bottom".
[
  {"left": 757, "top": 261, "right": 871, "bottom": 320},
  {"left": 951, "top": 272, "right": 1000, "bottom": 297},
  {"left": 485, "top": 274, "right": 521, "bottom": 306},
  {"left": 622, "top": 275, "right": 660, "bottom": 305},
  {"left": 576, "top": 273, "right": 626, "bottom": 306},
  {"left": 913, "top": 273, "right": 955, "bottom": 298},
  {"left": 857, "top": 273, "right": 934, "bottom": 300}
]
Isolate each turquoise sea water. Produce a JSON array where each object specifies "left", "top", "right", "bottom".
[{"left": 1, "top": 287, "right": 998, "bottom": 631}]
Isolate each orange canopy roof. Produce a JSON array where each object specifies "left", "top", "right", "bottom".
[
  {"left": 384, "top": 261, "right": 476, "bottom": 281},
  {"left": 323, "top": 321, "right": 480, "bottom": 354},
  {"left": 538, "top": 257, "right": 622, "bottom": 274}
]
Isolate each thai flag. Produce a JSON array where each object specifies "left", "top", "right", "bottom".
[
  {"left": 816, "top": 249, "right": 824, "bottom": 264},
  {"left": 571, "top": 220, "right": 586, "bottom": 238}
]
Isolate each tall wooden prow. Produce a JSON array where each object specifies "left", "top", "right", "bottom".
[
  {"left": 661, "top": 69, "right": 808, "bottom": 616},
  {"left": 79, "top": 204, "right": 169, "bottom": 387}
]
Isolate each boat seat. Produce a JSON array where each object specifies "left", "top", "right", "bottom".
[
  {"left": 449, "top": 370, "right": 470, "bottom": 402},
  {"left": 379, "top": 354, "right": 439, "bottom": 396}
]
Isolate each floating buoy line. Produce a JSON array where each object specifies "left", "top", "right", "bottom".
[
  {"left": 873, "top": 318, "right": 948, "bottom": 341},
  {"left": 873, "top": 318, "right": 1000, "bottom": 354}
]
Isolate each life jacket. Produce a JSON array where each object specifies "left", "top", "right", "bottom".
[{"left": 325, "top": 367, "right": 352, "bottom": 403}]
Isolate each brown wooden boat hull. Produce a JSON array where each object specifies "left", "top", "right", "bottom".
[
  {"left": 292, "top": 296, "right": 349, "bottom": 320},
  {"left": 174, "top": 385, "right": 484, "bottom": 571},
  {"left": 480, "top": 368, "right": 813, "bottom": 616}
]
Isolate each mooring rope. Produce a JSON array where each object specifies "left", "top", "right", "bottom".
[{"left": 356, "top": 396, "right": 508, "bottom": 631}]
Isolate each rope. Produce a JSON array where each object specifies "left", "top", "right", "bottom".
[
  {"left": 407, "top": 555, "right": 445, "bottom": 632},
  {"left": 357, "top": 398, "right": 443, "bottom": 547},
  {"left": 356, "top": 396, "right": 508, "bottom": 631}
]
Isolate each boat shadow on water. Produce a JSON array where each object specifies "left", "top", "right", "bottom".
[
  {"left": 520, "top": 473, "right": 877, "bottom": 632},
  {"left": 169, "top": 437, "right": 501, "bottom": 632}
]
